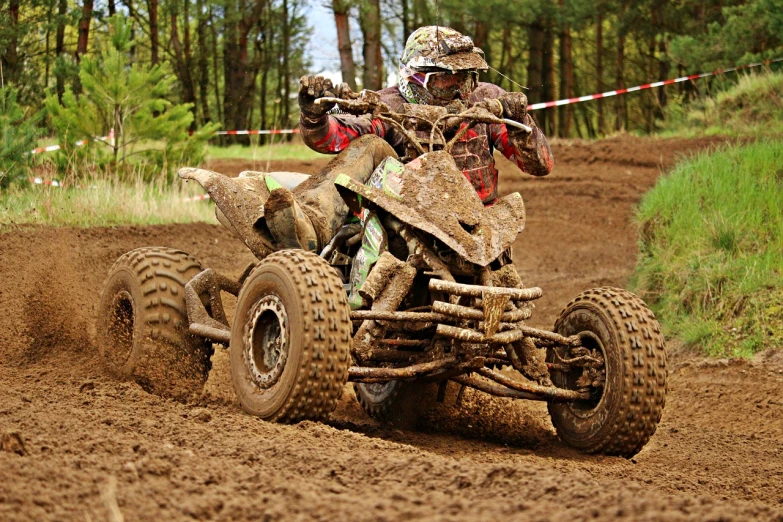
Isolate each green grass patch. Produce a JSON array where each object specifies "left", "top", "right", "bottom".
[
  {"left": 630, "top": 140, "right": 783, "bottom": 357},
  {"left": 206, "top": 141, "right": 324, "bottom": 162},
  {"left": 661, "top": 71, "right": 783, "bottom": 138},
  {"left": 3, "top": 141, "right": 325, "bottom": 227},
  {"left": 0, "top": 174, "right": 216, "bottom": 227}
]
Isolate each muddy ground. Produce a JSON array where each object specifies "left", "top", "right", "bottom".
[{"left": 1, "top": 135, "right": 781, "bottom": 521}]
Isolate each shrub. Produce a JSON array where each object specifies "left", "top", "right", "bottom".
[{"left": 0, "top": 86, "right": 40, "bottom": 189}]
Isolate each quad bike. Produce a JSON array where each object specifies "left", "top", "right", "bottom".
[{"left": 97, "top": 88, "right": 667, "bottom": 458}]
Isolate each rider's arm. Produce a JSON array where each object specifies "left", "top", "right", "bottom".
[
  {"left": 491, "top": 117, "right": 554, "bottom": 177},
  {"left": 474, "top": 83, "right": 554, "bottom": 176},
  {"left": 300, "top": 113, "right": 387, "bottom": 154}
]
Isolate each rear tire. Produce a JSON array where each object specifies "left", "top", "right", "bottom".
[
  {"left": 547, "top": 287, "right": 667, "bottom": 458},
  {"left": 230, "top": 250, "right": 351, "bottom": 422},
  {"left": 354, "top": 380, "right": 438, "bottom": 429},
  {"left": 96, "top": 247, "right": 211, "bottom": 399}
]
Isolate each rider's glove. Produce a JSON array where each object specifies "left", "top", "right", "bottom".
[
  {"left": 299, "top": 75, "right": 343, "bottom": 120},
  {"left": 498, "top": 92, "right": 529, "bottom": 122}
]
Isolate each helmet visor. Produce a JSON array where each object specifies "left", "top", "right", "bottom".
[{"left": 422, "top": 70, "right": 477, "bottom": 101}]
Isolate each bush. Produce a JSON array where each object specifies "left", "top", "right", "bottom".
[
  {"left": 662, "top": 71, "right": 783, "bottom": 137},
  {"left": 0, "top": 86, "right": 40, "bottom": 189},
  {"left": 631, "top": 141, "right": 783, "bottom": 356}
]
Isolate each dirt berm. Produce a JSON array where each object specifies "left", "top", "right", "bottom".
[{"left": 1, "top": 135, "right": 781, "bottom": 521}]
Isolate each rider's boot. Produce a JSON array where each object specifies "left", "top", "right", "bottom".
[{"left": 264, "top": 187, "right": 319, "bottom": 252}]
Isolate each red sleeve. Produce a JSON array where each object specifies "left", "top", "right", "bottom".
[
  {"left": 490, "top": 114, "right": 554, "bottom": 177},
  {"left": 300, "top": 114, "right": 388, "bottom": 154}
]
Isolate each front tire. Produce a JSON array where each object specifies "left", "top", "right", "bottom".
[
  {"left": 547, "top": 287, "right": 667, "bottom": 458},
  {"left": 230, "top": 250, "right": 351, "bottom": 422},
  {"left": 96, "top": 247, "right": 211, "bottom": 399}
]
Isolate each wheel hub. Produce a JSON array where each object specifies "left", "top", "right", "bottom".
[{"left": 243, "top": 295, "right": 289, "bottom": 389}]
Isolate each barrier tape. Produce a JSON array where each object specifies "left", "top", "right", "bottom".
[
  {"left": 30, "top": 134, "right": 112, "bottom": 155},
  {"left": 216, "top": 129, "right": 300, "bottom": 135},
  {"left": 30, "top": 177, "right": 64, "bottom": 187},
  {"left": 182, "top": 194, "right": 211, "bottom": 202},
  {"left": 528, "top": 56, "right": 783, "bottom": 111}
]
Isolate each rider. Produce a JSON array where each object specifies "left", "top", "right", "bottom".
[{"left": 263, "top": 25, "right": 554, "bottom": 252}]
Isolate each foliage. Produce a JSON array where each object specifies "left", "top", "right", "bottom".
[
  {"left": 670, "top": 0, "right": 783, "bottom": 71},
  {"left": 0, "top": 86, "right": 40, "bottom": 189},
  {"left": 44, "top": 16, "right": 218, "bottom": 183},
  {"left": 631, "top": 141, "right": 783, "bottom": 357},
  {"left": 661, "top": 71, "right": 783, "bottom": 137}
]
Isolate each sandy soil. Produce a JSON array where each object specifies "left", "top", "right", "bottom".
[{"left": 1, "top": 135, "right": 782, "bottom": 521}]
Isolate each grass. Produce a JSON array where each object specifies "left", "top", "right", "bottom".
[
  {"left": 206, "top": 140, "right": 324, "bottom": 162},
  {"left": 3, "top": 140, "right": 325, "bottom": 228},
  {"left": 630, "top": 140, "right": 783, "bottom": 357},
  {"left": 660, "top": 70, "right": 783, "bottom": 138},
  {"left": 0, "top": 172, "right": 216, "bottom": 227}
]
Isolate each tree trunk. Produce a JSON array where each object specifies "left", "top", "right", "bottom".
[
  {"left": 170, "top": 0, "right": 197, "bottom": 124},
  {"left": 333, "top": 0, "right": 357, "bottom": 90},
  {"left": 1, "top": 0, "right": 20, "bottom": 86},
  {"left": 615, "top": 2, "right": 628, "bottom": 132},
  {"left": 656, "top": 11, "right": 669, "bottom": 121},
  {"left": 222, "top": 0, "right": 266, "bottom": 144},
  {"left": 526, "top": 22, "right": 544, "bottom": 106},
  {"left": 557, "top": 0, "right": 573, "bottom": 138},
  {"left": 148, "top": 0, "right": 159, "bottom": 65},
  {"left": 596, "top": 11, "right": 604, "bottom": 135},
  {"left": 76, "top": 0, "right": 94, "bottom": 62},
  {"left": 208, "top": 7, "right": 223, "bottom": 126},
  {"left": 260, "top": 5, "right": 274, "bottom": 144},
  {"left": 196, "top": 0, "right": 211, "bottom": 123},
  {"left": 473, "top": 21, "right": 491, "bottom": 69},
  {"left": 55, "top": 0, "right": 67, "bottom": 102},
  {"left": 496, "top": 25, "right": 511, "bottom": 89},
  {"left": 542, "top": 20, "right": 556, "bottom": 136},
  {"left": 282, "top": 0, "right": 291, "bottom": 130},
  {"left": 108, "top": 0, "right": 116, "bottom": 16},
  {"left": 401, "top": 0, "right": 410, "bottom": 41},
  {"left": 359, "top": 0, "right": 382, "bottom": 90}
]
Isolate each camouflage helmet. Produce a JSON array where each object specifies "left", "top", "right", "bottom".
[
  {"left": 398, "top": 26, "right": 488, "bottom": 105},
  {"left": 401, "top": 26, "right": 488, "bottom": 72}
]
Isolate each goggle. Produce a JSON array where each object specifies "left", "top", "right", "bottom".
[{"left": 408, "top": 70, "right": 478, "bottom": 101}]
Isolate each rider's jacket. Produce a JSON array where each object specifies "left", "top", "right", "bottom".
[{"left": 299, "top": 82, "right": 554, "bottom": 204}]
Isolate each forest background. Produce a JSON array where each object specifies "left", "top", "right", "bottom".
[{"left": 2, "top": 0, "right": 782, "bottom": 139}]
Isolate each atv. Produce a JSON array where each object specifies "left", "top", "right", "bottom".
[{"left": 97, "top": 89, "right": 667, "bottom": 458}]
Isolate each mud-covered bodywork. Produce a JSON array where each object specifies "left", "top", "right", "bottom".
[
  {"left": 335, "top": 150, "right": 525, "bottom": 267},
  {"left": 178, "top": 168, "right": 312, "bottom": 260}
]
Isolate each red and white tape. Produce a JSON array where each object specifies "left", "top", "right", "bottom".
[
  {"left": 182, "top": 194, "right": 211, "bottom": 202},
  {"left": 216, "top": 129, "right": 300, "bottom": 136},
  {"left": 29, "top": 177, "right": 64, "bottom": 187},
  {"left": 528, "top": 56, "right": 783, "bottom": 111},
  {"left": 30, "top": 134, "right": 113, "bottom": 155}
]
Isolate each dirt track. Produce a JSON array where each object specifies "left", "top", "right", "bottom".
[{"left": 1, "top": 135, "right": 782, "bottom": 521}]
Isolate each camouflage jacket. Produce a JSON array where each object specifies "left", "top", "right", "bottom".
[{"left": 299, "top": 82, "right": 554, "bottom": 204}]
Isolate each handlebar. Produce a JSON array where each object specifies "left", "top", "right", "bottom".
[{"left": 314, "top": 90, "right": 532, "bottom": 150}]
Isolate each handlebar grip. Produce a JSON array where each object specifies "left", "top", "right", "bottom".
[{"left": 503, "top": 118, "right": 533, "bottom": 133}]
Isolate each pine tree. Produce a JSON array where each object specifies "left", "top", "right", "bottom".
[
  {"left": 0, "top": 86, "right": 40, "bottom": 189},
  {"left": 44, "top": 16, "right": 218, "bottom": 182}
]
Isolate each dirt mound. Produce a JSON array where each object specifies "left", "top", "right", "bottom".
[{"left": 1, "top": 135, "right": 781, "bottom": 520}]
